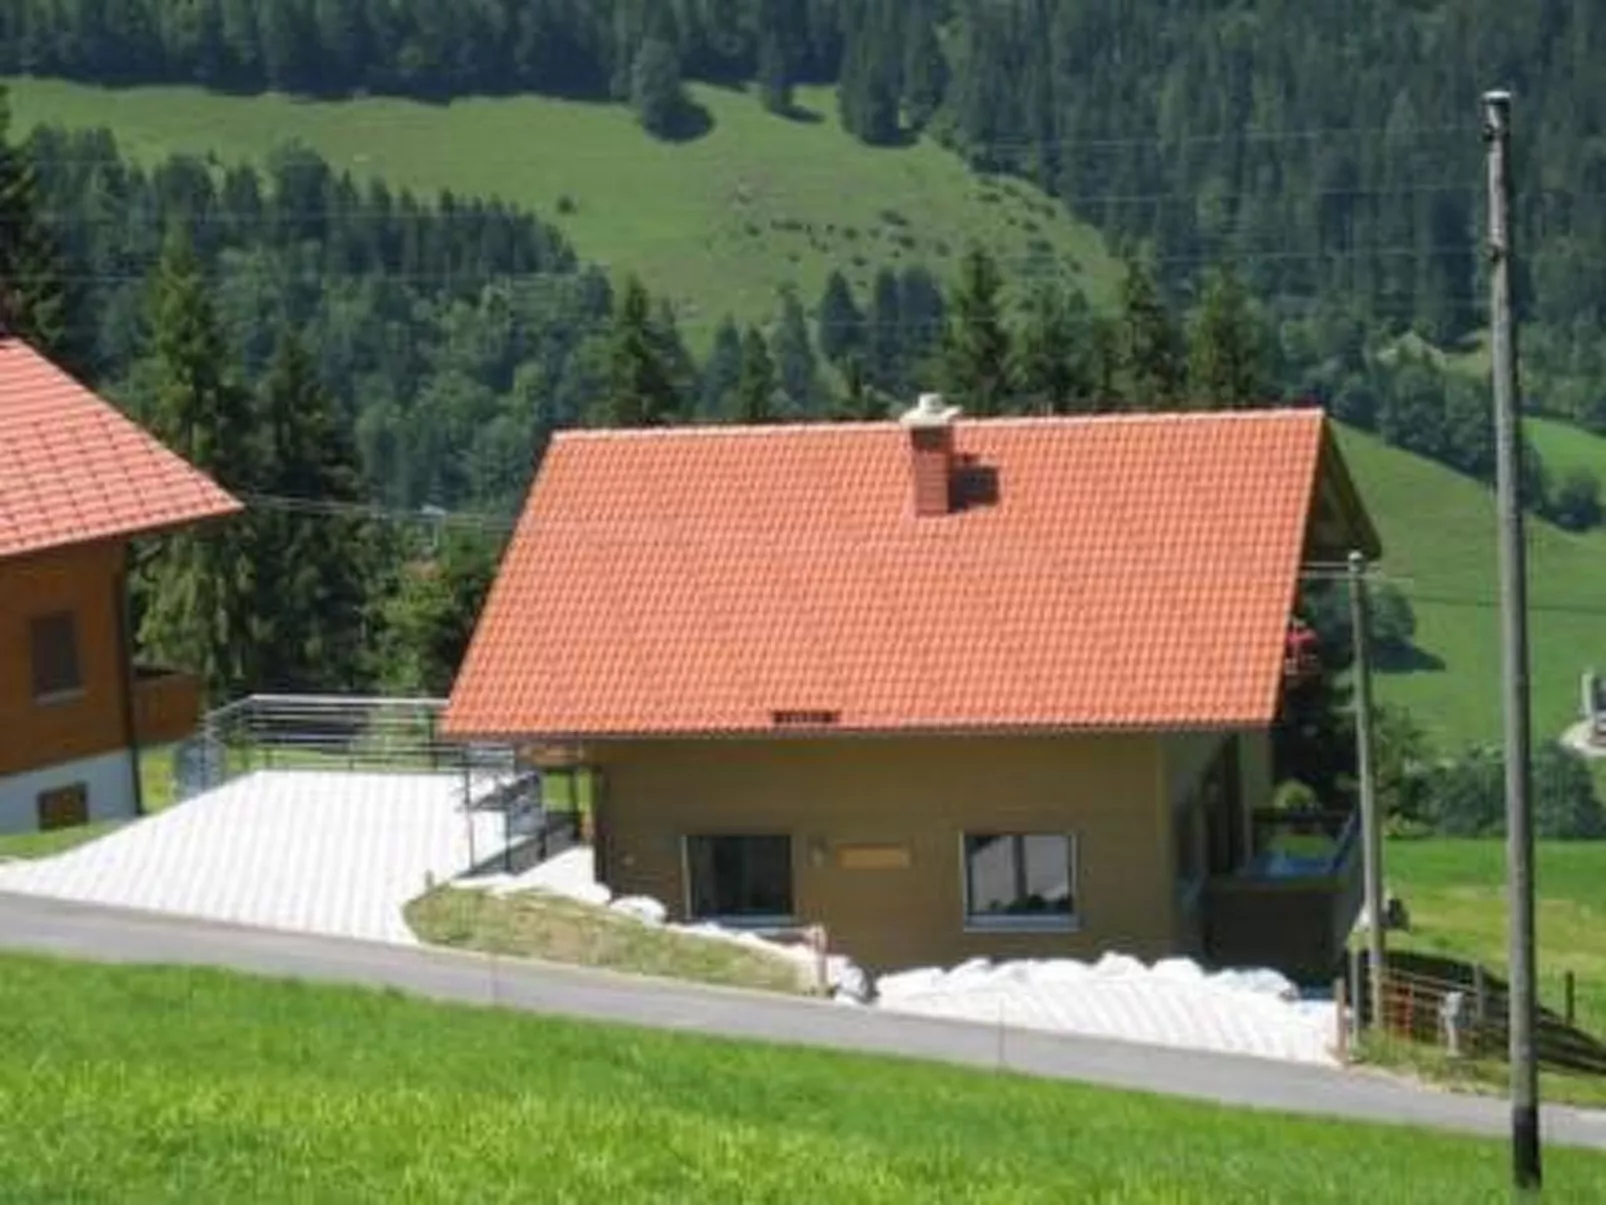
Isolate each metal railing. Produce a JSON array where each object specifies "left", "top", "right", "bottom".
[
  {"left": 177, "top": 694, "right": 518, "bottom": 796},
  {"left": 173, "top": 693, "right": 587, "bottom": 880}
]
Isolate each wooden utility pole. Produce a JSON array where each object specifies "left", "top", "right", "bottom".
[
  {"left": 1348, "top": 550, "right": 1386, "bottom": 1032},
  {"left": 1484, "top": 87, "right": 1542, "bottom": 1192}
]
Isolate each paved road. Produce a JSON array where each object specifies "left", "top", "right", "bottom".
[{"left": 2, "top": 890, "right": 1604, "bottom": 1151}]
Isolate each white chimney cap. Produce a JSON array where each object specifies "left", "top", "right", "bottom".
[{"left": 899, "top": 391, "right": 962, "bottom": 427}]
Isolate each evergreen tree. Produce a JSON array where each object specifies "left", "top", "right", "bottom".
[
  {"left": 733, "top": 325, "right": 778, "bottom": 422},
  {"left": 816, "top": 269, "right": 864, "bottom": 363},
  {"left": 700, "top": 316, "right": 744, "bottom": 418},
  {"left": 0, "top": 87, "right": 70, "bottom": 358},
  {"left": 901, "top": 7, "right": 948, "bottom": 129},
  {"left": 631, "top": 37, "right": 686, "bottom": 138},
  {"left": 253, "top": 328, "right": 374, "bottom": 692},
  {"left": 756, "top": 29, "right": 792, "bottom": 115},
  {"left": 836, "top": 22, "right": 900, "bottom": 146},
  {"left": 865, "top": 267, "right": 905, "bottom": 395},
  {"left": 1015, "top": 282, "right": 1095, "bottom": 414},
  {"left": 939, "top": 245, "right": 1012, "bottom": 416},
  {"left": 603, "top": 275, "right": 679, "bottom": 426},
  {"left": 1115, "top": 254, "right": 1184, "bottom": 409},
  {"left": 1186, "top": 264, "right": 1269, "bottom": 410},
  {"left": 377, "top": 528, "right": 500, "bottom": 698},
  {"left": 771, "top": 287, "right": 819, "bottom": 415},
  {"left": 832, "top": 354, "right": 887, "bottom": 421},
  {"left": 136, "top": 225, "right": 260, "bottom": 702}
]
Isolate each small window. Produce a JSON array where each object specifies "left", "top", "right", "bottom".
[
  {"left": 30, "top": 611, "right": 83, "bottom": 701},
  {"left": 962, "top": 832, "right": 1076, "bottom": 929},
  {"left": 685, "top": 834, "right": 794, "bottom": 923}
]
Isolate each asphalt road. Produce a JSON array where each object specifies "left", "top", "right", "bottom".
[{"left": 2, "top": 890, "right": 1604, "bottom": 1151}]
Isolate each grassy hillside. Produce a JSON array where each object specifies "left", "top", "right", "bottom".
[
  {"left": 1386, "top": 839, "right": 1606, "bottom": 1035},
  {"left": 1335, "top": 424, "right": 1606, "bottom": 750},
  {"left": 4, "top": 953, "right": 1605, "bottom": 1202},
  {"left": 2, "top": 77, "right": 1120, "bottom": 349},
  {"left": 1528, "top": 416, "right": 1606, "bottom": 483}
]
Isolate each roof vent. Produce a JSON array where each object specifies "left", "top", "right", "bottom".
[{"left": 770, "top": 709, "right": 840, "bottom": 727}]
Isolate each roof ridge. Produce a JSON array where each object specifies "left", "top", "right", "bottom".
[{"left": 550, "top": 406, "right": 1324, "bottom": 443}]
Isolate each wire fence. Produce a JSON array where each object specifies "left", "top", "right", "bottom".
[{"left": 1342, "top": 948, "right": 1606, "bottom": 1077}]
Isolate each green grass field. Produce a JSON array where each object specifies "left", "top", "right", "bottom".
[
  {"left": 1385, "top": 838, "right": 1606, "bottom": 1035},
  {"left": 1335, "top": 424, "right": 1606, "bottom": 751},
  {"left": 2, "top": 77, "right": 1120, "bottom": 349},
  {"left": 1528, "top": 415, "right": 1606, "bottom": 484},
  {"left": 1, "top": 952, "right": 1603, "bottom": 1202}
]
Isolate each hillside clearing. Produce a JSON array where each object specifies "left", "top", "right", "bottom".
[
  {"left": 1, "top": 953, "right": 1604, "bottom": 1202},
  {"left": 1335, "top": 424, "right": 1606, "bottom": 750},
  {"left": 2, "top": 77, "right": 1120, "bottom": 349}
]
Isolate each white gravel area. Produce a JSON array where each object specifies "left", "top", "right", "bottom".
[
  {"left": 0, "top": 770, "right": 513, "bottom": 944},
  {"left": 459, "top": 846, "right": 1341, "bottom": 1065}
]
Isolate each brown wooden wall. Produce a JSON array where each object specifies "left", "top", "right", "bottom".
[
  {"left": 593, "top": 733, "right": 1180, "bottom": 974},
  {"left": 0, "top": 542, "right": 128, "bottom": 778}
]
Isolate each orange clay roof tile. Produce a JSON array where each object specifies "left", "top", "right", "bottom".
[
  {"left": 0, "top": 337, "right": 243, "bottom": 560},
  {"left": 443, "top": 408, "right": 1341, "bottom": 739}
]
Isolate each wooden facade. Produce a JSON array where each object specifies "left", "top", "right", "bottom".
[{"left": 0, "top": 539, "right": 201, "bottom": 831}]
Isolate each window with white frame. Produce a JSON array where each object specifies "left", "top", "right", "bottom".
[
  {"left": 962, "top": 832, "right": 1076, "bottom": 928},
  {"left": 685, "top": 834, "right": 794, "bottom": 923}
]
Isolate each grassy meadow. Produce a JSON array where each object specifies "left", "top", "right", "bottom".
[
  {"left": 1385, "top": 838, "right": 1606, "bottom": 1036},
  {"left": 2, "top": 77, "right": 1121, "bottom": 350},
  {"left": 1335, "top": 424, "right": 1606, "bottom": 751},
  {"left": 1, "top": 952, "right": 1604, "bottom": 1203}
]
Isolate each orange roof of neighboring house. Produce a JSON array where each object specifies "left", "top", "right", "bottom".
[
  {"left": 442, "top": 407, "right": 1375, "bottom": 741},
  {"left": 0, "top": 336, "right": 244, "bottom": 560}
]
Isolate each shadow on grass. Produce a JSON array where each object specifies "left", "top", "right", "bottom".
[
  {"left": 1375, "top": 643, "right": 1448, "bottom": 674},
  {"left": 645, "top": 99, "right": 716, "bottom": 144}
]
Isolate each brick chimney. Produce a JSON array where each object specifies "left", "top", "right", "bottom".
[{"left": 899, "top": 392, "right": 961, "bottom": 517}]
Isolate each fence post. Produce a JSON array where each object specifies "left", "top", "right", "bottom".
[
  {"left": 1565, "top": 970, "right": 1576, "bottom": 1028},
  {"left": 1334, "top": 975, "right": 1351, "bottom": 1064},
  {"left": 1472, "top": 965, "right": 1488, "bottom": 1057},
  {"left": 1349, "top": 946, "right": 1364, "bottom": 1034}
]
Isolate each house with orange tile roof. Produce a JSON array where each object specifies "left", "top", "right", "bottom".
[
  {"left": 442, "top": 394, "right": 1381, "bottom": 981},
  {"left": 0, "top": 336, "right": 242, "bottom": 834}
]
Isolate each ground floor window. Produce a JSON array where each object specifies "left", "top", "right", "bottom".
[
  {"left": 685, "top": 834, "right": 794, "bottom": 923},
  {"left": 962, "top": 832, "right": 1076, "bottom": 928}
]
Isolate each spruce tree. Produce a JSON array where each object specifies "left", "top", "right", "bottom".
[
  {"left": 939, "top": 245, "right": 1012, "bottom": 416},
  {"left": 254, "top": 328, "right": 374, "bottom": 692},
  {"left": 816, "top": 270, "right": 864, "bottom": 363},
  {"left": 136, "top": 225, "right": 261, "bottom": 702},
  {"left": 771, "top": 287, "right": 820, "bottom": 416},
  {"left": 756, "top": 29, "right": 793, "bottom": 115},
  {"left": 733, "top": 326, "right": 778, "bottom": 423},
  {"left": 1187, "top": 264, "right": 1269, "bottom": 410},
  {"left": 631, "top": 37, "right": 686, "bottom": 138},
  {"left": 0, "top": 86, "right": 70, "bottom": 359},
  {"left": 1015, "top": 282, "right": 1095, "bottom": 414},
  {"left": 700, "top": 317, "right": 744, "bottom": 418},
  {"left": 865, "top": 267, "right": 904, "bottom": 395},
  {"left": 604, "top": 275, "right": 679, "bottom": 427},
  {"left": 1115, "top": 254, "right": 1185, "bottom": 410}
]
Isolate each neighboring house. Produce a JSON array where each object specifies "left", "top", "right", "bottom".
[
  {"left": 0, "top": 336, "right": 242, "bottom": 834},
  {"left": 442, "top": 395, "right": 1381, "bottom": 981}
]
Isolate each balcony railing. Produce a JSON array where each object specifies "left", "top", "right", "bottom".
[
  {"left": 1203, "top": 807, "right": 1363, "bottom": 985},
  {"left": 131, "top": 666, "right": 203, "bottom": 747}
]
